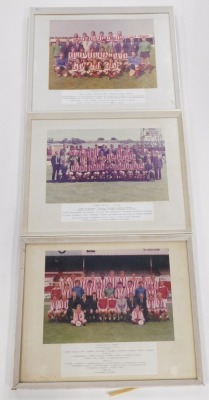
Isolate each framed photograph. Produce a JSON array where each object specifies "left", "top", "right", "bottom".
[
  {"left": 22, "top": 111, "right": 190, "bottom": 236},
  {"left": 28, "top": 7, "right": 180, "bottom": 112},
  {"left": 13, "top": 236, "right": 202, "bottom": 388}
]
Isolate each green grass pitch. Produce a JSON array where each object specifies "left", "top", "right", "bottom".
[
  {"left": 43, "top": 303, "right": 174, "bottom": 344},
  {"left": 46, "top": 164, "right": 168, "bottom": 203},
  {"left": 48, "top": 47, "right": 157, "bottom": 90}
]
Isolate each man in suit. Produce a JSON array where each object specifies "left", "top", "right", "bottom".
[
  {"left": 126, "top": 38, "right": 139, "bottom": 55},
  {"left": 116, "top": 294, "right": 127, "bottom": 321},
  {"left": 89, "top": 292, "right": 99, "bottom": 322},
  {"left": 72, "top": 37, "right": 84, "bottom": 52},
  {"left": 80, "top": 293, "right": 91, "bottom": 322},
  {"left": 61, "top": 39, "right": 72, "bottom": 58},
  {"left": 136, "top": 292, "right": 148, "bottom": 321},
  {"left": 114, "top": 39, "right": 126, "bottom": 53},
  {"left": 60, "top": 160, "right": 69, "bottom": 182},
  {"left": 67, "top": 291, "right": 81, "bottom": 322},
  {"left": 151, "top": 151, "right": 163, "bottom": 180},
  {"left": 127, "top": 292, "right": 136, "bottom": 321},
  {"left": 90, "top": 37, "right": 100, "bottom": 52},
  {"left": 144, "top": 158, "right": 155, "bottom": 180},
  {"left": 51, "top": 151, "right": 60, "bottom": 181}
]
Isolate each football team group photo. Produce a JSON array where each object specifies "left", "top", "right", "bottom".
[
  {"left": 43, "top": 250, "right": 174, "bottom": 344},
  {"left": 46, "top": 127, "right": 168, "bottom": 204},
  {"left": 49, "top": 18, "right": 157, "bottom": 90}
]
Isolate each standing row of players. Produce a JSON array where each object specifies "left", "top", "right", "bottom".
[
  {"left": 52, "top": 34, "right": 154, "bottom": 78},
  {"left": 48, "top": 272, "right": 170, "bottom": 325},
  {"left": 51, "top": 31, "right": 153, "bottom": 54}
]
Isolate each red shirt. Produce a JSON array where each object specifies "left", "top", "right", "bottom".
[
  {"left": 108, "top": 298, "right": 117, "bottom": 309},
  {"left": 98, "top": 297, "right": 108, "bottom": 309},
  {"left": 157, "top": 286, "right": 169, "bottom": 299},
  {"left": 51, "top": 287, "right": 61, "bottom": 299}
]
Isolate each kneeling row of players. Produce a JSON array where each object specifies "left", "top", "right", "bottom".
[
  {"left": 48, "top": 293, "right": 169, "bottom": 326},
  {"left": 57, "top": 169, "right": 156, "bottom": 182}
]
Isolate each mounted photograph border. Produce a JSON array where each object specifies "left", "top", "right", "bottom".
[
  {"left": 27, "top": 6, "right": 181, "bottom": 112},
  {"left": 13, "top": 234, "right": 203, "bottom": 389},
  {"left": 22, "top": 110, "right": 191, "bottom": 236}
]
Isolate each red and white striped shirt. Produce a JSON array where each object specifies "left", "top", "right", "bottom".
[
  {"left": 96, "top": 163, "right": 105, "bottom": 171},
  {"left": 147, "top": 288, "right": 156, "bottom": 299},
  {"left": 66, "top": 276, "right": 73, "bottom": 287},
  {"left": 96, "top": 288, "right": 104, "bottom": 300},
  {"left": 92, "top": 147, "right": 99, "bottom": 157},
  {"left": 155, "top": 298, "right": 165, "bottom": 310},
  {"left": 79, "top": 53, "right": 87, "bottom": 60},
  {"left": 59, "top": 300, "right": 68, "bottom": 310},
  {"left": 106, "top": 276, "right": 117, "bottom": 288},
  {"left": 50, "top": 300, "right": 60, "bottom": 311},
  {"left": 96, "top": 278, "right": 107, "bottom": 290},
  {"left": 131, "top": 309, "right": 144, "bottom": 321},
  {"left": 62, "top": 289, "right": 71, "bottom": 299},
  {"left": 79, "top": 165, "right": 88, "bottom": 172},
  {"left": 70, "top": 164, "right": 79, "bottom": 171},
  {"left": 148, "top": 278, "right": 159, "bottom": 291},
  {"left": 72, "top": 310, "right": 85, "bottom": 322},
  {"left": 107, "top": 35, "right": 115, "bottom": 41},
  {"left": 87, "top": 51, "right": 99, "bottom": 59},
  {"left": 68, "top": 52, "right": 77, "bottom": 61},
  {"left": 147, "top": 298, "right": 156, "bottom": 311},
  {"left": 115, "top": 35, "right": 124, "bottom": 42},
  {"left": 130, "top": 278, "right": 142, "bottom": 290},
  {"left": 117, "top": 52, "right": 128, "bottom": 60},
  {"left": 97, "top": 35, "right": 106, "bottom": 42},
  {"left": 115, "top": 287, "right": 126, "bottom": 299},
  {"left": 98, "top": 51, "right": 108, "bottom": 60},
  {"left": 79, "top": 279, "right": 87, "bottom": 290},
  {"left": 89, "top": 61, "right": 101, "bottom": 71},
  {"left": 69, "top": 149, "right": 79, "bottom": 156},
  {"left": 88, "top": 164, "right": 97, "bottom": 171},
  {"left": 85, "top": 286, "right": 94, "bottom": 297},
  {"left": 126, "top": 285, "right": 134, "bottom": 297},
  {"left": 73, "top": 62, "right": 85, "bottom": 72},
  {"left": 117, "top": 276, "right": 128, "bottom": 287},
  {"left": 80, "top": 156, "right": 87, "bottom": 163},
  {"left": 59, "top": 277, "right": 65, "bottom": 290}
]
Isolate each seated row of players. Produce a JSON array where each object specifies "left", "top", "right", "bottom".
[
  {"left": 52, "top": 158, "right": 158, "bottom": 182},
  {"left": 54, "top": 51, "right": 152, "bottom": 79},
  {"left": 51, "top": 144, "right": 163, "bottom": 182},
  {"left": 48, "top": 272, "right": 169, "bottom": 325},
  {"left": 48, "top": 291, "right": 168, "bottom": 326}
]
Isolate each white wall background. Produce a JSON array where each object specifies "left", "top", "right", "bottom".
[{"left": 0, "top": 0, "right": 209, "bottom": 399}]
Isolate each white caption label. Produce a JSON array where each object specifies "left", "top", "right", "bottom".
[
  {"left": 61, "top": 342, "right": 157, "bottom": 378},
  {"left": 61, "top": 202, "right": 154, "bottom": 222},
  {"left": 61, "top": 89, "right": 145, "bottom": 105}
]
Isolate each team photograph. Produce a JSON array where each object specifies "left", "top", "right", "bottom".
[
  {"left": 46, "top": 127, "right": 168, "bottom": 204},
  {"left": 43, "top": 249, "right": 174, "bottom": 344},
  {"left": 49, "top": 18, "right": 157, "bottom": 90}
]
